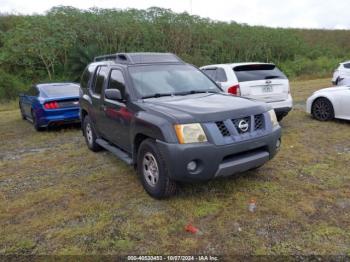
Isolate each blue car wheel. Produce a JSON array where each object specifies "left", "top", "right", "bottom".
[{"left": 31, "top": 109, "right": 45, "bottom": 131}]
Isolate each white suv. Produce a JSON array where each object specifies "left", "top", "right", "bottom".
[
  {"left": 201, "top": 63, "right": 293, "bottom": 121},
  {"left": 332, "top": 61, "right": 350, "bottom": 85}
]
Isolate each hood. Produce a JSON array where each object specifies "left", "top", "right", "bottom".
[
  {"left": 142, "top": 93, "right": 270, "bottom": 123},
  {"left": 315, "top": 86, "right": 350, "bottom": 94}
]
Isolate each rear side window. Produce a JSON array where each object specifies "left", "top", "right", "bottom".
[
  {"left": 92, "top": 66, "right": 108, "bottom": 95},
  {"left": 343, "top": 63, "right": 350, "bottom": 69},
  {"left": 202, "top": 69, "right": 216, "bottom": 80},
  {"left": 233, "top": 64, "right": 287, "bottom": 82},
  {"left": 107, "top": 70, "right": 126, "bottom": 98},
  {"left": 216, "top": 68, "right": 227, "bottom": 82},
  {"left": 81, "top": 64, "right": 96, "bottom": 89},
  {"left": 202, "top": 68, "right": 227, "bottom": 82}
]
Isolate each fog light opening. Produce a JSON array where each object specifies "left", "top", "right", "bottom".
[{"left": 187, "top": 161, "right": 197, "bottom": 172}]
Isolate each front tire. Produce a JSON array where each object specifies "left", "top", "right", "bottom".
[
  {"left": 83, "top": 115, "right": 102, "bottom": 152},
  {"left": 311, "top": 98, "right": 334, "bottom": 121},
  {"left": 19, "top": 102, "right": 26, "bottom": 120},
  {"left": 137, "top": 139, "right": 177, "bottom": 199}
]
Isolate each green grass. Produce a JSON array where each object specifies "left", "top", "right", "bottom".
[{"left": 1, "top": 78, "right": 350, "bottom": 256}]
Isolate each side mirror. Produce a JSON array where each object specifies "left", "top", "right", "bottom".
[{"left": 105, "top": 89, "right": 122, "bottom": 101}]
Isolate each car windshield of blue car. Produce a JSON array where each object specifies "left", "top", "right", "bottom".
[
  {"left": 40, "top": 84, "right": 80, "bottom": 97},
  {"left": 128, "top": 64, "right": 220, "bottom": 99}
]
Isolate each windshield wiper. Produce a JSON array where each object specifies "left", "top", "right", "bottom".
[
  {"left": 141, "top": 93, "right": 174, "bottom": 99},
  {"left": 175, "top": 90, "right": 219, "bottom": 96}
]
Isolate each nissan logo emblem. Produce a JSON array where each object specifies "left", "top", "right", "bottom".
[{"left": 238, "top": 119, "right": 249, "bottom": 132}]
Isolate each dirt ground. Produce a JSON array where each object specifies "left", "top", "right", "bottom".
[{"left": 1, "top": 78, "right": 350, "bottom": 256}]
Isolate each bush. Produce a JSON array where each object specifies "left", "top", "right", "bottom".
[
  {"left": 0, "top": 70, "right": 26, "bottom": 101},
  {"left": 279, "top": 56, "right": 341, "bottom": 79}
]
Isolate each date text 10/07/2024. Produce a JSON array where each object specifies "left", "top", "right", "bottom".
[{"left": 127, "top": 255, "right": 219, "bottom": 261}]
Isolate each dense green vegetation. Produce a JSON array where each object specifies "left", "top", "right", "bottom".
[{"left": 0, "top": 6, "right": 349, "bottom": 100}]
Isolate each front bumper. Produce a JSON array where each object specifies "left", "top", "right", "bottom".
[
  {"left": 306, "top": 96, "right": 314, "bottom": 114},
  {"left": 156, "top": 127, "right": 281, "bottom": 182}
]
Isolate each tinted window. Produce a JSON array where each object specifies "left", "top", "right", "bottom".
[
  {"left": 344, "top": 63, "right": 350, "bottom": 69},
  {"left": 129, "top": 64, "right": 220, "bottom": 98},
  {"left": 92, "top": 66, "right": 108, "bottom": 95},
  {"left": 81, "top": 64, "right": 96, "bottom": 88},
  {"left": 216, "top": 68, "right": 227, "bottom": 82},
  {"left": 107, "top": 70, "right": 126, "bottom": 98},
  {"left": 202, "top": 68, "right": 227, "bottom": 82},
  {"left": 233, "top": 64, "right": 287, "bottom": 82},
  {"left": 203, "top": 69, "right": 216, "bottom": 80},
  {"left": 40, "top": 84, "right": 79, "bottom": 97}
]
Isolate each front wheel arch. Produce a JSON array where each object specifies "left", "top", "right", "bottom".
[{"left": 137, "top": 138, "right": 177, "bottom": 199}]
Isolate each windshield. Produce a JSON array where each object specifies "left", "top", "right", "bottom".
[
  {"left": 128, "top": 64, "right": 220, "bottom": 98},
  {"left": 40, "top": 84, "right": 80, "bottom": 97},
  {"left": 233, "top": 64, "right": 287, "bottom": 82}
]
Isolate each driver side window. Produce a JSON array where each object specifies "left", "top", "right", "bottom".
[
  {"left": 107, "top": 69, "right": 126, "bottom": 99},
  {"left": 91, "top": 66, "right": 108, "bottom": 96}
]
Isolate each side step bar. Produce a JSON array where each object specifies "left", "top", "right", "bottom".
[{"left": 96, "top": 138, "right": 133, "bottom": 165}]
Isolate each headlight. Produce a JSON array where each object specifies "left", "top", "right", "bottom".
[
  {"left": 174, "top": 123, "right": 208, "bottom": 144},
  {"left": 268, "top": 109, "right": 279, "bottom": 128}
]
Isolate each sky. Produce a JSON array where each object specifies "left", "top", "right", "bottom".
[{"left": 1, "top": 0, "right": 349, "bottom": 29}]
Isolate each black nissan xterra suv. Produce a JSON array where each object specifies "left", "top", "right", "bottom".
[{"left": 79, "top": 53, "right": 282, "bottom": 199}]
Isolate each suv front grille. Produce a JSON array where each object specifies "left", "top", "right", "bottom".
[
  {"left": 254, "top": 114, "right": 264, "bottom": 130},
  {"left": 232, "top": 117, "right": 251, "bottom": 134},
  {"left": 214, "top": 114, "right": 266, "bottom": 138},
  {"left": 216, "top": 121, "right": 230, "bottom": 137}
]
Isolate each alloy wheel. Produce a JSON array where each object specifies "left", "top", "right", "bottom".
[
  {"left": 142, "top": 152, "right": 159, "bottom": 187},
  {"left": 313, "top": 99, "right": 333, "bottom": 121}
]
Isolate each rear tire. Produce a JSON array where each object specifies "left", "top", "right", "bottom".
[
  {"left": 311, "top": 98, "right": 334, "bottom": 121},
  {"left": 83, "top": 115, "right": 102, "bottom": 152},
  {"left": 31, "top": 110, "right": 45, "bottom": 131},
  {"left": 137, "top": 139, "right": 177, "bottom": 199}
]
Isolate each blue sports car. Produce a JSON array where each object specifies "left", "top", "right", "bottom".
[{"left": 19, "top": 83, "right": 81, "bottom": 131}]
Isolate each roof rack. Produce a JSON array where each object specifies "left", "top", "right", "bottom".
[{"left": 93, "top": 52, "right": 184, "bottom": 64}]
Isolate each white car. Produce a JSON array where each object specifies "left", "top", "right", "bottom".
[
  {"left": 332, "top": 61, "right": 350, "bottom": 85},
  {"left": 306, "top": 86, "right": 350, "bottom": 121},
  {"left": 337, "top": 77, "right": 350, "bottom": 86},
  {"left": 200, "top": 63, "right": 293, "bottom": 121}
]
